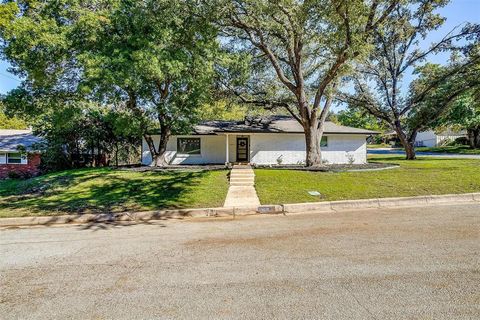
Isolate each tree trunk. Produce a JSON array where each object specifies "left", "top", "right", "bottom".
[
  {"left": 144, "top": 126, "right": 171, "bottom": 167},
  {"left": 394, "top": 123, "right": 417, "bottom": 160},
  {"left": 304, "top": 122, "right": 323, "bottom": 167},
  {"left": 153, "top": 130, "right": 170, "bottom": 166},
  {"left": 467, "top": 127, "right": 480, "bottom": 149},
  {"left": 403, "top": 141, "right": 416, "bottom": 160},
  {"left": 115, "top": 142, "right": 119, "bottom": 167}
]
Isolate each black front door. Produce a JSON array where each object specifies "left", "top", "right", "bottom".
[{"left": 236, "top": 137, "right": 249, "bottom": 162}]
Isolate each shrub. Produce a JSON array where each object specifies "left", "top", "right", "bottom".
[
  {"left": 453, "top": 137, "right": 469, "bottom": 145},
  {"left": 346, "top": 152, "right": 355, "bottom": 165},
  {"left": 6, "top": 171, "right": 34, "bottom": 180},
  {"left": 7, "top": 171, "right": 21, "bottom": 179}
]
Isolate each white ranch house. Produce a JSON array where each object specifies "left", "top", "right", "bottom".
[
  {"left": 142, "top": 116, "right": 377, "bottom": 166},
  {"left": 414, "top": 129, "right": 467, "bottom": 148}
]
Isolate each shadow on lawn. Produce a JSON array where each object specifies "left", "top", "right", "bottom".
[
  {"left": 0, "top": 169, "right": 107, "bottom": 197},
  {"left": 0, "top": 169, "right": 220, "bottom": 217}
]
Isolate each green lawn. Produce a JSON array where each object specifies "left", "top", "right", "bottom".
[
  {"left": 416, "top": 145, "right": 480, "bottom": 155},
  {"left": 0, "top": 168, "right": 229, "bottom": 218},
  {"left": 367, "top": 143, "right": 392, "bottom": 149},
  {"left": 255, "top": 157, "right": 480, "bottom": 204},
  {"left": 2, "top": 157, "right": 480, "bottom": 218}
]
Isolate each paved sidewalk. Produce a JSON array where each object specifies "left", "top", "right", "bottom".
[{"left": 223, "top": 164, "right": 260, "bottom": 207}]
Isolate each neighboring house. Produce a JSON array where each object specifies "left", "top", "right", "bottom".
[
  {"left": 0, "top": 129, "right": 43, "bottom": 179},
  {"left": 142, "top": 116, "right": 377, "bottom": 166},
  {"left": 414, "top": 130, "right": 467, "bottom": 148}
]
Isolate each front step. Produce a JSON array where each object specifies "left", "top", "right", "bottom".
[
  {"left": 230, "top": 176, "right": 255, "bottom": 181},
  {"left": 230, "top": 170, "right": 254, "bottom": 174},
  {"left": 230, "top": 181, "right": 254, "bottom": 186},
  {"left": 223, "top": 164, "right": 261, "bottom": 207},
  {"left": 230, "top": 176, "right": 254, "bottom": 181},
  {"left": 229, "top": 164, "right": 255, "bottom": 186},
  {"left": 230, "top": 175, "right": 254, "bottom": 180}
]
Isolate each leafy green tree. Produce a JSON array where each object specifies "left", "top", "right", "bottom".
[
  {"left": 78, "top": 0, "right": 219, "bottom": 165},
  {"left": 341, "top": 0, "right": 480, "bottom": 159},
  {"left": 336, "top": 108, "right": 386, "bottom": 132},
  {"left": 440, "top": 93, "right": 480, "bottom": 148},
  {"left": 216, "top": 0, "right": 399, "bottom": 166},
  {"left": 419, "top": 56, "right": 480, "bottom": 148},
  {"left": 0, "top": 0, "right": 219, "bottom": 166},
  {"left": 3, "top": 88, "right": 141, "bottom": 170},
  {"left": 0, "top": 100, "right": 27, "bottom": 129},
  {"left": 199, "top": 100, "right": 276, "bottom": 121}
]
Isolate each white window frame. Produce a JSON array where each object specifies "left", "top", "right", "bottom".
[
  {"left": 177, "top": 137, "right": 201, "bottom": 156},
  {"left": 6, "top": 152, "right": 28, "bottom": 165}
]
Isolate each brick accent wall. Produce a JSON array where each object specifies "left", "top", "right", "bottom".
[{"left": 0, "top": 153, "right": 41, "bottom": 179}]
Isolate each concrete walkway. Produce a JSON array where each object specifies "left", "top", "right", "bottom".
[{"left": 223, "top": 164, "right": 261, "bottom": 207}]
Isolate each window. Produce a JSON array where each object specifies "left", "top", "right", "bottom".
[
  {"left": 7, "top": 153, "right": 23, "bottom": 164},
  {"left": 177, "top": 138, "right": 201, "bottom": 155},
  {"left": 320, "top": 136, "right": 328, "bottom": 148}
]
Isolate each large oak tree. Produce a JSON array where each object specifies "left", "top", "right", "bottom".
[
  {"left": 417, "top": 49, "right": 480, "bottom": 149},
  {"left": 341, "top": 0, "right": 480, "bottom": 159},
  {"left": 217, "top": 0, "right": 399, "bottom": 166},
  {"left": 0, "top": 0, "right": 219, "bottom": 166}
]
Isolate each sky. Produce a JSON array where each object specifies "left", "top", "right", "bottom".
[{"left": 0, "top": 0, "right": 479, "bottom": 95}]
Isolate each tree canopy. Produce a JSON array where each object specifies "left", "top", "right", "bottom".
[
  {"left": 0, "top": 0, "right": 220, "bottom": 166},
  {"left": 336, "top": 108, "right": 387, "bottom": 133},
  {"left": 0, "top": 100, "right": 27, "bottom": 129},
  {"left": 341, "top": 0, "right": 480, "bottom": 159},
  {"left": 1, "top": 0, "right": 479, "bottom": 169},
  {"left": 418, "top": 49, "right": 480, "bottom": 148},
  {"left": 217, "top": 0, "right": 400, "bottom": 166}
]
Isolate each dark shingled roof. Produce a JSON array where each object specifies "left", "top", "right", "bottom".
[
  {"left": 0, "top": 130, "right": 44, "bottom": 152},
  {"left": 194, "top": 116, "right": 378, "bottom": 135}
]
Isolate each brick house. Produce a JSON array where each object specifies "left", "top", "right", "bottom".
[{"left": 0, "top": 129, "right": 44, "bottom": 179}]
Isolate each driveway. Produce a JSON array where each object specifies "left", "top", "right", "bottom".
[
  {"left": 1, "top": 203, "right": 479, "bottom": 319},
  {"left": 368, "top": 148, "right": 480, "bottom": 159}
]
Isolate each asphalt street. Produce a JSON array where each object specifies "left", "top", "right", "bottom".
[{"left": 1, "top": 203, "right": 479, "bottom": 319}]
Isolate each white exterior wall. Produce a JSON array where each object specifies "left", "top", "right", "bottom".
[
  {"left": 249, "top": 133, "right": 367, "bottom": 165},
  {"left": 142, "top": 133, "right": 368, "bottom": 165},
  {"left": 323, "top": 134, "right": 367, "bottom": 164},
  {"left": 142, "top": 135, "right": 226, "bottom": 165},
  {"left": 0, "top": 153, "right": 6, "bottom": 164},
  {"left": 415, "top": 131, "right": 437, "bottom": 147},
  {"left": 416, "top": 130, "right": 466, "bottom": 147},
  {"left": 249, "top": 134, "right": 305, "bottom": 165}
]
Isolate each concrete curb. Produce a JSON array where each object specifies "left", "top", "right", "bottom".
[
  {"left": 0, "top": 206, "right": 260, "bottom": 227},
  {"left": 1, "top": 193, "right": 479, "bottom": 227},
  {"left": 283, "top": 193, "right": 480, "bottom": 214}
]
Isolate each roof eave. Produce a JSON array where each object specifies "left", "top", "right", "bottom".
[{"left": 212, "top": 130, "right": 379, "bottom": 135}]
